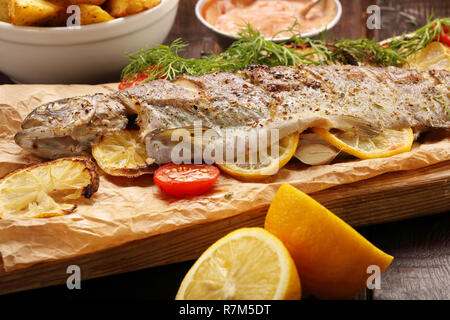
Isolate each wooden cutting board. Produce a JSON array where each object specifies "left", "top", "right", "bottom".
[{"left": 1, "top": 160, "right": 449, "bottom": 295}]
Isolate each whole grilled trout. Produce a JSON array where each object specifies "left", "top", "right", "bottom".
[{"left": 15, "top": 65, "right": 450, "bottom": 162}]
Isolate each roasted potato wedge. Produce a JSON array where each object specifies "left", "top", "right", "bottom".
[
  {"left": 9, "top": 0, "right": 65, "bottom": 26},
  {"left": 45, "top": 0, "right": 70, "bottom": 26},
  {"left": 69, "top": 0, "right": 106, "bottom": 5},
  {"left": 6, "top": 0, "right": 161, "bottom": 26},
  {"left": 0, "top": 157, "right": 99, "bottom": 219},
  {"left": 47, "top": 0, "right": 69, "bottom": 5},
  {"left": 92, "top": 130, "right": 156, "bottom": 178},
  {"left": 127, "top": 0, "right": 161, "bottom": 15},
  {"left": 106, "top": 0, "right": 161, "bottom": 18},
  {"left": 45, "top": 11, "right": 68, "bottom": 26},
  {"left": 79, "top": 4, "right": 114, "bottom": 25},
  {"left": 0, "top": 0, "right": 9, "bottom": 22}
]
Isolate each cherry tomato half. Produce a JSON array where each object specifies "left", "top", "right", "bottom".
[
  {"left": 119, "top": 66, "right": 165, "bottom": 90},
  {"left": 432, "top": 23, "right": 450, "bottom": 47},
  {"left": 154, "top": 164, "right": 220, "bottom": 197}
]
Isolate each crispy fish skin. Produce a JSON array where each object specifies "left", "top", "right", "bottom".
[
  {"left": 241, "top": 65, "right": 449, "bottom": 130},
  {"left": 137, "top": 65, "right": 449, "bottom": 163},
  {"left": 114, "top": 73, "right": 271, "bottom": 133},
  {"left": 14, "top": 65, "right": 449, "bottom": 161},
  {"left": 119, "top": 72, "right": 273, "bottom": 163}
]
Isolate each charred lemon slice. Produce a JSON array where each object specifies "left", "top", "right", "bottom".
[
  {"left": 407, "top": 41, "right": 450, "bottom": 71},
  {"left": 92, "top": 130, "right": 155, "bottom": 178},
  {"left": 0, "top": 157, "right": 99, "bottom": 219},
  {"left": 217, "top": 132, "right": 299, "bottom": 180},
  {"left": 312, "top": 127, "right": 414, "bottom": 159}
]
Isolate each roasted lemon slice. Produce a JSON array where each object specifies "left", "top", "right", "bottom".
[
  {"left": 407, "top": 41, "right": 450, "bottom": 71},
  {"left": 217, "top": 132, "right": 300, "bottom": 180},
  {"left": 92, "top": 130, "right": 155, "bottom": 178},
  {"left": 0, "top": 157, "right": 99, "bottom": 219},
  {"left": 176, "top": 227, "right": 301, "bottom": 300},
  {"left": 312, "top": 127, "right": 414, "bottom": 159}
]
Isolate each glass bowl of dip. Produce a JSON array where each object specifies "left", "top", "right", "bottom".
[{"left": 195, "top": 0, "right": 342, "bottom": 42}]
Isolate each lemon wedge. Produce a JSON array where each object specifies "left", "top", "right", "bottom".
[
  {"left": 217, "top": 132, "right": 299, "bottom": 180},
  {"left": 175, "top": 227, "right": 301, "bottom": 300},
  {"left": 92, "top": 130, "right": 155, "bottom": 178},
  {"left": 265, "top": 183, "right": 393, "bottom": 299},
  {"left": 312, "top": 127, "right": 413, "bottom": 159}
]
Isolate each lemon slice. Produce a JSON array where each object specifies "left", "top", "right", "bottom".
[
  {"left": 0, "top": 157, "right": 99, "bottom": 219},
  {"left": 312, "top": 127, "right": 414, "bottom": 159},
  {"left": 175, "top": 227, "right": 301, "bottom": 300},
  {"left": 407, "top": 41, "right": 450, "bottom": 71},
  {"left": 92, "top": 130, "right": 155, "bottom": 178},
  {"left": 217, "top": 132, "right": 299, "bottom": 180}
]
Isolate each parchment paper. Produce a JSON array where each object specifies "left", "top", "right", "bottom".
[{"left": 0, "top": 84, "right": 449, "bottom": 272}]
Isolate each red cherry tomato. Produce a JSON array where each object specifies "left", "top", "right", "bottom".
[
  {"left": 154, "top": 164, "right": 220, "bottom": 197},
  {"left": 432, "top": 23, "right": 450, "bottom": 47},
  {"left": 437, "top": 33, "right": 450, "bottom": 47},
  {"left": 119, "top": 66, "right": 165, "bottom": 90}
]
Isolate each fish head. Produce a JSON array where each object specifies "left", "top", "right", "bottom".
[{"left": 15, "top": 94, "right": 128, "bottom": 159}]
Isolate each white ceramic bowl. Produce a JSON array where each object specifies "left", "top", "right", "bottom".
[
  {"left": 195, "top": 0, "right": 342, "bottom": 41},
  {"left": 0, "top": 0, "right": 179, "bottom": 84}
]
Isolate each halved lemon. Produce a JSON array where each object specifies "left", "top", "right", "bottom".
[
  {"left": 407, "top": 41, "right": 450, "bottom": 71},
  {"left": 0, "top": 157, "right": 99, "bottom": 219},
  {"left": 92, "top": 130, "right": 155, "bottom": 178},
  {"left": 217, "top": 132, "right": 300, "bottom": 180},
  {"left": 175, "top": 227, "right": 301, "bottom": 300},
  {"left": 312, "top": 127, "right": 414, "bottom": 159}
]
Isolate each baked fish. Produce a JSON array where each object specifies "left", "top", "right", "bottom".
[
  {"left": 15, "top": 94, "right": 128, "bottom": 159},
  {"left": 14, "top": 65, "right": 450, "bottom": 162}
]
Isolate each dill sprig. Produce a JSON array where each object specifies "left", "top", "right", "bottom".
[
  {"left": 121, "top": 17, "right": 449, "bottom": 81},
  {"left": 121, "top": 25, "right": 317, "bottom": 81},
  {"left": 389, "top": 16, "right": 450, "bottom": 59},
  {"left": 332, "top": 38, "right": 405, "bottom": 67}
]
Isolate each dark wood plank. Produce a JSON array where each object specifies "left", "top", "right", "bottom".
[
  {"left": 374, "top": 0, "right": 450, "bottom": 41},
  {"left": 368, "top": 213, "right": 450, "bottom": 300},
  {"left": 164, "top": 0, "right": 216, "bottom": 57}
]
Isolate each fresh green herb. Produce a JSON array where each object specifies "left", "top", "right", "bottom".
[
  {"left": 121, "top": 17, "right": 449, "bottom": 81},
  {"left": 333, "top": 38, "right": 405, "bottom": 67},
  {"left": 389, "top": 16, "right": 450, "bottom": 59},
  {"left": 122, "top": 25, "right": 317, "bottom": 81},
  {"left": 224, "top": 192, "right": 233, "bottom": 200},
  {"left": 405, "top": 19, "right": 419, "bottom": 27}
]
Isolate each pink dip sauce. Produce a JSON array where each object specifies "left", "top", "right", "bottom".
[{"left": 203, "top": 0, "right": 338, "bottom": 39}]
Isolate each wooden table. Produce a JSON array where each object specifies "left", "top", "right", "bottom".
[{"left": 1, "top": 0, "right": 449, "bottom": 300}]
